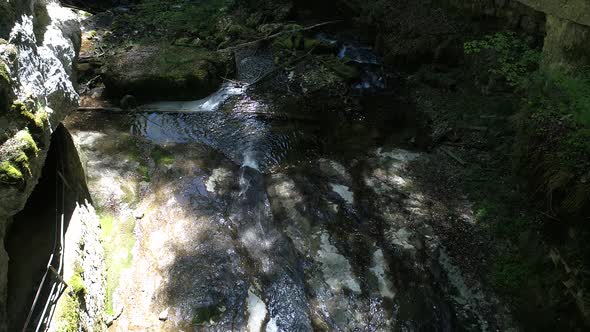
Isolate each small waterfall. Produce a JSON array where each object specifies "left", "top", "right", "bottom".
[{"left": 230, "top": 165, "right": 312, "bottom": 331}]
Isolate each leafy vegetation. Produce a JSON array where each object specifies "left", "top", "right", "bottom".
[
  {"left": 460, "top": 31, "right": 590, "bottom": 327},
  {"left": 108, "top": 0, "right": 237, "bottom": 45},
  {"left": 464, "top": 32, "right": 541, "bottom": 87}
]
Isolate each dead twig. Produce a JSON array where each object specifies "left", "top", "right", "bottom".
[
  {"left": 249, "top": 46, "right": 316, "bottom": 87},
  {"left": 77, "top": 106, "right": 124, "bottom": 112},
  {"left": 221, "top": 77, "right": 247, "bottom": 86},
  {"left": 218, "top": 20, "right": 341, "bottom": 52},
  {"left": 440, "top": 146, "right": 467, "bottom": 167}
]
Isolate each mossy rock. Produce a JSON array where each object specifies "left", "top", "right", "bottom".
[
  {"left": 0, "top": 130, "right": 40, "bottom": 185},
  {"left": 0, "top": 2, "right": 16, "bottom": 39},
  {"left": 103, "top": 44, "right": 230, "bottom": 100},
  {"left": 0, "top": 161, "right": 23, "bottom": 184},
  {"left": 0, "top": 58, "right": 12, "bottom": 113},
  {"left": 192, "top": 303, "right": 226, "bottom": 326}
]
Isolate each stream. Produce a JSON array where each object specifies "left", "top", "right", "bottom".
[{"left": 64, "top": 43, "right": 505, "bottom": 331}]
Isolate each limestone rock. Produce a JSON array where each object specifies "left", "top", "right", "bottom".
[
  {"left": 102, "top": 44, "right": 227, "bottom": 101},
  {"left": 0, "top": 0, "right": 80, "bottom": 326},
  {"left": 517, "top": 0, "right": 590, "bottom": 26},
  {"left": 542, "top": 14, "right": 590, "bottom": 70}
]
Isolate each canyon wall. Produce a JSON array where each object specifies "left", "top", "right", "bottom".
[{"left": 0, "top": 0, "right": 80, "bottom": 326}]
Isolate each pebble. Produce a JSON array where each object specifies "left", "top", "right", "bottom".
[
  {"left": 134, "top": 209, "right": 144, "bottom": 219},
  {"left": 159, "top": 307, "right": 169, "bottom": 321}
]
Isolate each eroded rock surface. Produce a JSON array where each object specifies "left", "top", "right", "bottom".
[{"left": 0, "top": 0, "right": 80, "bottom": 325}]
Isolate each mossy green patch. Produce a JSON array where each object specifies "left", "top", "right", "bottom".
[
  {"left": 138, "top": 164, "right": 150, "bottom": 182},
  {"left": 100, "top": 213, "right": 135, "bottom": 315},
  {"left": 15, "top": 130, "right": 39, "bottom": 156},
  {"left": 70, "top": 264, "right": 86, "bottom": 296},
  {"left": 0, "top": 161, "right": 23, "bottom": 184},
  {"left": 54, "top": 292, "right": 81, "bottom": 332},
  {"left": 54, "top": 264, "right": 86, "bottom": 332},
  {"left": 0, "top": 129, "right": 41, "bottom": 185},
  {"left": 10, "top": 100, "right": 47, "bottom": 134},
  {"left": 319, "top": 56, "right": 360, "bottom": 81},
  {"left": 87, "top": 30, "right": 97, "bottom": 39},
  {"left": 121, "top": 183, "right": 138, "bottom": 206},
  {"left": 0, "top": 59, "right": 10, "bottom": 85},
  {"left": 515, "top": 69, "right": 590, "bottom": 220},
  {"left": 151, "top": 146, "right": 175, "bottom": 166}
]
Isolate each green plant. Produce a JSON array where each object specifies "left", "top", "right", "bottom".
[{"left": 464, "top": 32, "right": 541, "bottom": 87}]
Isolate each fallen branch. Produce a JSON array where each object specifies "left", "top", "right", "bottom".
[
  {"left": 248, "top": 46, "right": 316, "bottom": 87},
  {"left": 218, "top": 20, "right": 341, "bottom": 52},
  {"left": 77, "top": 106, "right": 124, "bottom": 112},
  {"left": 440, "top": 146, "right": 466, "bottom": 166}
]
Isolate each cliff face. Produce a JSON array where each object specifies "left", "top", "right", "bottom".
[
  {"left": 518, "top": 0, "right": 590, "bottom": 70},
  {"left": 448, "top": 0, "right": 590, "bottom": 70},
  {"left": 0, "top": 0, "right": 80, "bottom": 325}
]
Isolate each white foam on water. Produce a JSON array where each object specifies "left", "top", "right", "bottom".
[
  {"left": 205, "top": 168, "right": 231, "bottom": 193},
  {"left": 141, "top": 83, "right": 245, "bottom": 113},
  {"left": 316, "top": 232, "right": 361, "bottom": 294},
  {"left": 247, "top": 287, "right": 267, "bottom": 332},
  {"left": 242, "top": 151, "right": 260, "bottom": 171},
  {"left": 376, "top": 148, "right": 421, "bottom": 162},
  {"left": 266, "top": 318, "right": 279, "bottom": 332},
  {"left": 330, "top": 183, "right": 354, "bottom": 205},
  {"left": 369, "top": 249, "right": 396, "bottom": 299}
]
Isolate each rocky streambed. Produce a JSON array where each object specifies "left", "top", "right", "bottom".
[
  {"left": 6, "top": 0, "right": 589, "bottom": 330},
  {"left": 61, "top": 36, "right": 515, "bottom": 330}
]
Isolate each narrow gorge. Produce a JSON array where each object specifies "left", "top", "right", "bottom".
[{"left": 1, "top": 0, "right": 589, "bottom": 331}]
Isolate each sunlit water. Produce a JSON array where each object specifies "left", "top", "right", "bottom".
[{"left": 64, "top": 39, "right": 501, "bottom": 331}]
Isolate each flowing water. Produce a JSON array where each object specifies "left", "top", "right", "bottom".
[{"left": 65, "top": 43, "right": 508, "bottom": 331}]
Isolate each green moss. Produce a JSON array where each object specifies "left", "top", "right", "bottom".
[
  {"left": 87, "top": 30, "right": 97, "bottom": 39},
  {"left": 150, "top": 45, "right": 216, "bottom": 81},
  {"left": 138, "top": 164, "right": 150, "bottom": 182},
  {"left": 0, "top": 161, "right": 23, "bottom": 184},
  {"left": 16, "top": 130, "right": 39, "bottom": 156},
  {"left": 319, "top": 56, "right": 360, "bottom": 80},
  {"left": 121, "top": 183, "right": 138, "bottom": 205},
  {"left": 0, "top": 59, "right": 10, "bottom": 85},
  {"left": 100, "top": 213, "right": 135, "bottom": 315},
  {"left": 70, "top": 264, "right": 86, "bottom": 296},
  {"left": 11, "top": 100, "right": 47, "bottom": 131},
  {"left": 13, "top": 151, "right": 31, "bottom": 176},
  {"left": 53, "top": 264, "right": 86, "bottom": 332},
  {"left": 151, "top": 146, "right": 175, "bottom": 166},
  {"left": 55, "top": 293, "right": 81, "bottom": 332}
]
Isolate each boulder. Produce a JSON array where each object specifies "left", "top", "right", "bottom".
[
  {"left": 543, "top": 14, "right": 590, "bottom": 70},
  {"left": 103, "top": 44, "right": 228, "bottom": 101}
]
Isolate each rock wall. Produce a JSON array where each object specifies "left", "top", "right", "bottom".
[
  {"left": 446, "top": 0, "right": 590, "bottom": 70},
  {"left": 0, "top": 0, "right": 80, "bottom": 327},
  {"left": 521, "top": 0, "right": 590, "bottom": 70}
]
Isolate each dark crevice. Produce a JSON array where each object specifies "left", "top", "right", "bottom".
[{"left": 5, "top": 125, "right": 90, "bottom": 331}]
